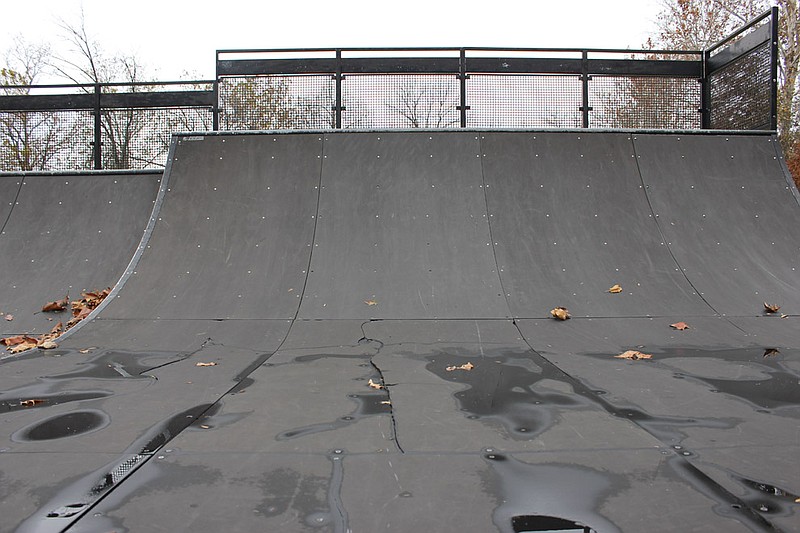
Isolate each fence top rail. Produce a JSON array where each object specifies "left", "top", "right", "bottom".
[
  {"left": 217, "top": 46, "right": 704, "bottom": 57},
  {"left": 706, "top": 8, "right": 774, "bottom": 54},
  {"left": 1, "top": 80, "right": 216, "bottom": 92}
]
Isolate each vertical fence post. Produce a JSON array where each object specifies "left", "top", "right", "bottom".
[
  {"left": 212, "top": 79, "right": 220, "bottom": 131},
  {"left": 700, "top": 50, "right": 711, "bottom": 129},
  {"left": 769, "top": 5, "right": 779, "bottom": 131},
  {"left": 334, "top": 49, "right": 343, "bottom": 129},
  {"left": 458, "top": 48, "right": 469, "bottom": 128},
  {"left": 580, "top": 51, "right": 591, "bottom": 128},
  {"left": 93, "top": 83, "right": 102, "bottom": 170}
]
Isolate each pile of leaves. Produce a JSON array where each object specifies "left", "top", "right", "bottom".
[{"left": 0, "top": 288, "right": 110, "bottom": 355}]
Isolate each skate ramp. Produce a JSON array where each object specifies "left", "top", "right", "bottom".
[
  {"left": 2, "top": 130, "right": 799, "bottom": 533},
  {"left": 0, "top": 171, "right": 160, "bottom": 336}
]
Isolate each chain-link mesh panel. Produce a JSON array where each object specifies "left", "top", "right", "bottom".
[
  {"left": 218, "top": 75, "right": 335, "bottom": 131},
  {"left": 0, "top": 110, "right": 93, "bottom": 171},
  {"left": 342, "top": 74, "right": 460, "bottom": 129},
  {"left": 589, "top": 76, "right": 701, "bottom": 129},
  {"left": 100, "top": 107, "right": 213, "bottom": 169},
  {"left": 467, "top": 74, "right": 582, "bottom": 128},
  {"left": 709, "top": 42, "right": 771, "bottom": 130}
]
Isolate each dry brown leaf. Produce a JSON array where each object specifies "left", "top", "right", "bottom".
[
  {"left": 550, "top": 307, "right": 571, "bottom": 320},
  {"left": 195, "top": 362, "right": 217, "bottom": 367},
  {"left": 764, "top": 302, "right": 781, "bottom": 314},
  {"left": 364, "top": 299, "right": 378, "bottom": 306},
  {"left": 4, "top": 314, "right": 13, "bottom": 321},
  {"left": 79, "top": 347, "right": 95, "bottom": 354},
  {"left": 1, "top": 335, "right": 26, "bottom": 346},
  {"left": 20, "top": 399, "right": 45, "bottom": 407},
  {"left": 367, "top": 378, "right": 383, "bottom": 389},
  {"left": 39, "top": 340, "right": 58, "bottom": 350},
  {"left": 446, "top": 362, "right": 475, "bottom": 372},
  {"left": 608, "top": 284, "right": 623, "bottom": 294},
  {"left": 670, "top": 321, "right": 690, "bottom": 331},
  {"left": 200, "top": 425, "right": 210, "bottom": 429},
  {"left": 780, "top": 314, "right": 788, "bottom": 319},
  {"left": 9, "top": 341, "right": 37, "bottom": 354},
  {"left": 42, "top": 295, "right": 69, "bottom": 312},
  {"left": 615, "top": 350, "right": 653, "bottom": 360},
  {"left": 763, "top": 348, "right": 781, "bottom": 358}
]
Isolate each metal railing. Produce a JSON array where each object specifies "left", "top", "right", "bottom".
[{"left": 0, "top": 8, "right": 777, "bottom": 171}]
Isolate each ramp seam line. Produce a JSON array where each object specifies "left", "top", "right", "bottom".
[
  {"left": 0, "top": 175, "right": 24, "bottom": 236},
  {"left": 628, "top": 135, "right": 736, "bottom": 325},
  {"left": 222, "top": 135, "right": 328, "bottom": 381},
  {"left": 477, "top": 134, "right": 514, "bottom": 319},
  {"left": 509, "top": 320, "right": 781, "bottom": 532},
  {"left": 771, "top": 133, "right": 800, "bottom": 206}
]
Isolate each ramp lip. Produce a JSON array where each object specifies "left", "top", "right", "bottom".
[
  {"left": 0, "top": 169, "right": 163, "bottom": 178},
  {"left": 170, "top": 128, "right": 777, "bottom": 137}
]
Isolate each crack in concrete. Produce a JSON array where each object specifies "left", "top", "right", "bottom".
[{"left": 359, "top": 320, "right": 404, "bottom": 454}]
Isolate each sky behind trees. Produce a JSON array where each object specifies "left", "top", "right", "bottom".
[{"left": 3, "top": 0, "right": 663, "bottom": 81}]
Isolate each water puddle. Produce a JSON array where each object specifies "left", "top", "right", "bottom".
[
  {"left": 42, "top": 350, "right": 183, "bottom": 380},
  {"left": 0, "top": 391, "right": 111, "bottom": 414},
  {"left": 12, "top": 410, "right": 109, "bottom": 441},
  {"left": 582, "top": 347, "right": 800, "bottom": 413},
  {"left": 482, "top": 450, "right": 620, "bottom": 533},
  {"left": 734, "top": 476, "right": 800, "bottom": 516},
  {"left": 418, "top": 348, "right": 591, "bottom": 439},
  {"left": 276, "top": 389, "right": 389, "bottom": 441}
]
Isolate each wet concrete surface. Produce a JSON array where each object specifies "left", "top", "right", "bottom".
[
  {"left": 3, "top": 132, "right": 800, "bottom": 532},
  {"left": 23, "top": 318, "right": 785, "bottom": 532}
]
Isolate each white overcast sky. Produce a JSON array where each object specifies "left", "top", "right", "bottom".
[{"left": 2, "top": 0, "right": 663, "bottom": 81}]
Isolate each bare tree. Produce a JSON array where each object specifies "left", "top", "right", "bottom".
[
  {"left": 0, "top": 38, "right": 78, "bottom": 171},
  {"left": 53, "top": 10, "right": 158, "bottom": 169},
  {"left": 386, "top": 77, "right": 459, "bottom": 128}
]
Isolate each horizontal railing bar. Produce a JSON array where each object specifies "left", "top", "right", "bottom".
[
  {"left": 1, "top": 80, "right": 215, "bottom": 91},
  {"left": 217, "top": 46, "right": 704, "bottom": 56},
  {"left": 705, "top": 8, "right": 772, "bottom": 53}
]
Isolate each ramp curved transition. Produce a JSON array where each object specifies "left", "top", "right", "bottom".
[{"left": 2, "top": 131, "right": 799, "bottom": 533}]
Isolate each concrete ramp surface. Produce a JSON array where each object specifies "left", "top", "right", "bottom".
[{"left": 1, "top": 131, "right": 799, "bottom": 533}]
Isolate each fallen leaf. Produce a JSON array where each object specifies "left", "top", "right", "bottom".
[
  {"left": 9, "top": 341, "right": 37, "bottom": 354},
  {"left": 550, "top": 307, "right": 571, "bottom": 320},
  {"left": 763, "top": 348, "right": 781, "bottom": 358},
  {"left": 287, "top": 288, "right": 294, "bottom": 292},
  {"left": 200, "top": 425, "right": 210, "bottom": 429},
  {"left": 615, "top": 350, "right": 653, "bottom": 360},
  {"left": 4, "top": 314, "right": 13, "bottom": 321},
  {"left": 367, "top": 378, "right": 383, "bottom": 389},
  {"left": 670, "top": 321, "right": 690, "bottom": 330},
  {"left": 764, "top": 302, "right": 781, "bottom": 314},
  {"left": 195, "top": 362, "right": 217, "bottom": 367},
  {"left": 1, "top": 335, "right": 27, "bottom": 346},
  {"left": 364, "top": 299, "right": 378, "bottom": 306},
  {"left": 20, "top": 399, "right": 45, "bottom": 407},
  {"left": 780, "top": 314, "right": 788, "bottom": 319},
  {"left": 380, "top": 400, "right": 392, "bottom": 405},
  {"left": 608, "top": 284, "right": 623, "bottom": 294},
  {"left": 446, "top": 362, "right": 475, "bottom": 372},
  {"left": 79, "top": 347, "right": 96, "bottom": 354},
  {"left": 42, "top": 295, "right": 69, "bottom": 312},
  {"left": 38, "top": 340, "right": 58, "bottom": 350}
]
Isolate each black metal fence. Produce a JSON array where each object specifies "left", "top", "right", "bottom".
[{"left": 0, "top": 8, "right": 778, "bottom": 171}]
